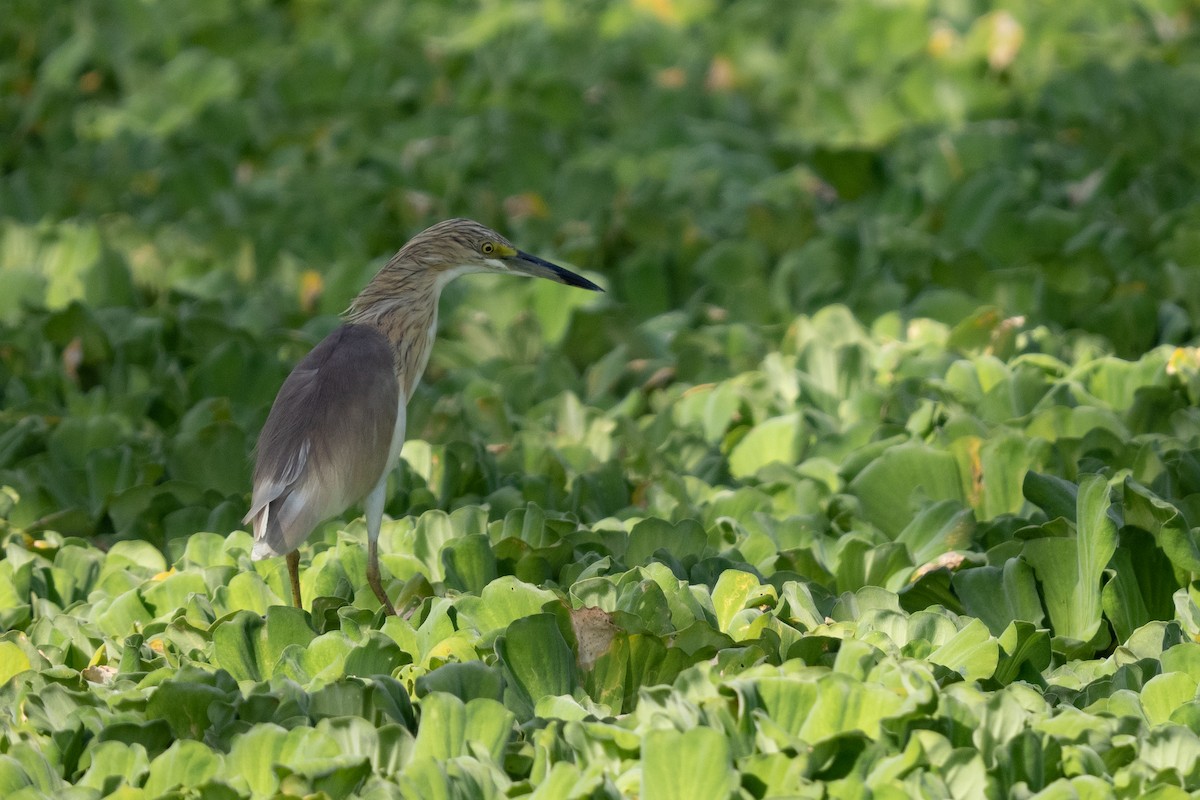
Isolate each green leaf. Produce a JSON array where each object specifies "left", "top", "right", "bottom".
[
  {"left": 1024, "top": 475, "right": 1118, "bottom": 648},
  {"left": 212, "top": 607, "right": 314, "bottom": 682},
  {"left": 0, "top": 756, "right": 32, "bottom": 796},
  {"left": 181, "top": 532, "right": 239, "bottom": 569},
  {"left": 625, "top": 517, "right": 708, "bottom": 567},
  {"left": 495, "top": 613, "right": 577, "bottom": 720},
  {"left": 215, "top": 570, "right": 284, "bottom": 617},
  {"left": 286, "top": 632, "right": 353, "bottom": 685},
  {"left": 799, "top": 673, "right": 906, "bottom": 741},
  {"left": 167, "top": 415, "right": 248, "bottom": 497},
  {"left": 953, "top": 558, "right": 1045, "bottom": 635},
  {"left": 147, "top": 680, "right": 234, "bottom": 740},
  {"left": 895, "top": 500, "right": 974, "bottom": 567},
  {"left": 412, "top": 510, "right": 476, "bottom": 583},
  {"left": 344, "top": 631, "right": 405, "bottom": 678},
  {"left": 848, "top": 442, "right": 966, "bottom": 537},
  {"left": 1142, "top": 672, "right": 1198, "bottom": 727},
  {"left": 0, "top": 641, "right": 32, "bottom": 686},
  {"left": 835, "top": 539, "right": 912, "bottom": 593},
  {"left": 265, "top": 605, "right": 317, "bottom": 659},
  {"left": 711, "top": 570, "right": 772, "bottom": 633},
  {"left": 928, "top": 618, "right": 999, "bottom": 681},
  {"left": 94, "top": 588, "right": 155, "bottom": 638},
  {"left": 143, "top": 740, "right": 222, "bottom": 796},
  {"left": 1023, "top": 472, "right": 1078, "bottom": 522},
  {"left": 411, "top": 692, "right": 515, "bottom": 763},
  {"left": 1102, "top": 545, "right": 1157, "bottom": 643},
  {"left": 627, "top": 632, "right": 686, "bottom": 694},
  {"left": 441, "top": 533, "right": 498, "bottom": 594},
  {"left": 142, "top": 570, "right": 208, "bottom": 617},
  {"left": 414, "top": 661, "right": 505, "bottom": 704},
  {"left": 1139, "top": 724, "right": 1200, "bottom": 778},
  {"left": 753, "top": 677, "right": 820, "bottom": 738},
  {"left": 641, "top": 726, "right": 738, "bottom": 800},
  {"left": 1162, "top": 643, "right": 1200, "bottom": 681},
  {"left": 454, "top": 576, "right": 560, "bottom": 635},
  {"left": 78, "top": 741, "right": 150, "bottom": 793},
  {"left": 995, "top": 621, "right": 1052, "bottom": 686},
  {"left": 728, "top": 413, "right": 804, "bottom": 479},
  {"left": 674, "top": 381, "right": 740, "bottom": 444},
  {"left": 223, "top": 724, "right": 288, "bottom": 796},
  {"left": 1123, "top": 478, "right": 1200, "bottom": 573}
]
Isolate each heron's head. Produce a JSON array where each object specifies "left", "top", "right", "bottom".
[{"left": 399, "top": 218, "right": 602, "bottom": 292}]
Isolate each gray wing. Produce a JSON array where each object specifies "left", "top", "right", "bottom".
[{"left": 244, "top": 324, "right": 400, "bottom": 558}]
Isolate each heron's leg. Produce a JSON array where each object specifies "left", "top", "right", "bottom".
[
  {"left": 364, "top": 480, "right": 398, "bottom": 616},
  {"left": 286, "top": 550, "right": 302, "bottom": 608}
]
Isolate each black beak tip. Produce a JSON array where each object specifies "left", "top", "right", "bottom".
[{"left": 563, "top": 271, "right": 604, "bottom": 292}]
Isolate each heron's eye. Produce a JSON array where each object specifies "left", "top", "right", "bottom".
[{"left": 481, "top": 242, "right": 495, "bottom": 255}]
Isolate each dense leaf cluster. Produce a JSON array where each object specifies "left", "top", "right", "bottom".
[{"left": 4, "top": 0, "right": 1200, "bottom": 797}]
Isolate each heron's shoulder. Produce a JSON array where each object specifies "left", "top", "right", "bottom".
[
  {"left": 262, "top": 323, "right": 401, "bottom": 446},
  {"left": 275, "top": 323, "right": 398, "bottom": 400},
  {"left": 289, "top": 323, "right": 392, "bottom": 372}
]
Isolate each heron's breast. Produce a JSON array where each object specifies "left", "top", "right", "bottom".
[
  {"left": 384, "top": 390, "right": 408, "bottom": 475},
  {"left": 408, "top": 307, "right": 439, "bottom": 396}
]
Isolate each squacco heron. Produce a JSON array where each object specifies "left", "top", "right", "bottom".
[{"left": 244, "top": 218, "right": 601, "bottom": 615}]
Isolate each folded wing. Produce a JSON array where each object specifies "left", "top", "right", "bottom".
[{"left": 244, "top": 324, "right": 400, "bottom": 559}]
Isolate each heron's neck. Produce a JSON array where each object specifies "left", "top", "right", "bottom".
[{"left": 345, "top": 265, "right": 444, "bottom": 397}]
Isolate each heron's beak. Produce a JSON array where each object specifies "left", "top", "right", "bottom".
[{"left": 510, "top": 251, "right": 603, "bottom": 291}]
